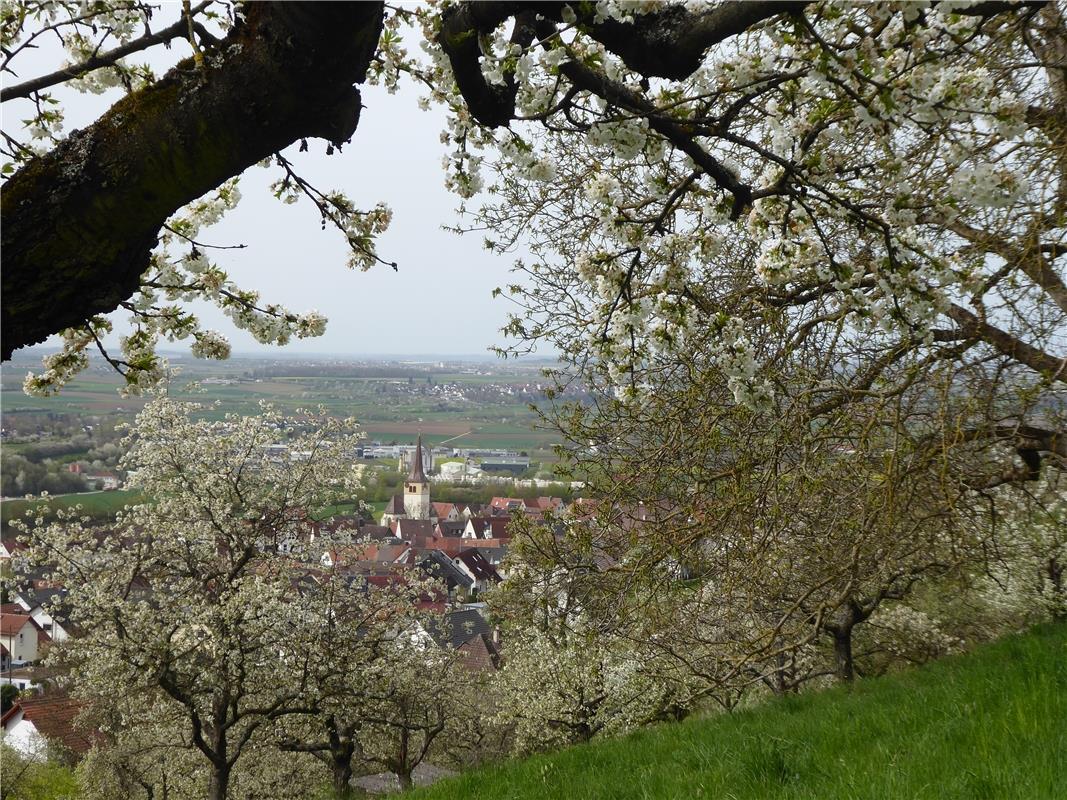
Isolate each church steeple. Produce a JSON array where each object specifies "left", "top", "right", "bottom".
[
  {"left": 404, "top": 433, "right": 431, "bottom": 520},
  {"left": 408, "top": 433, "right": 428, "bottom": 482}
]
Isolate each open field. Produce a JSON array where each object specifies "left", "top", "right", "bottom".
[
  {"left": 412, "top": 623, "right": 1067, "bottom": 800},
  {"left": 3, "top": 493, "right": 385, "bottom": 533},
  {"left": 1, "top": 489, "right": 142, "bottom": 531},
  {"left": 2, "top": 355, "right": 568, "bottom": 461}
]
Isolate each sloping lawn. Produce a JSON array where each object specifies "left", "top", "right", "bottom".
[{"left": 413, "top": 623, "right": 1067, "bottom": 800}]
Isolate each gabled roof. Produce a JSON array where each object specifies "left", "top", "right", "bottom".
[
  {"left": 323, "top": 543, "right": 379, "bottom": 566},
  {"left": 457, "top": 633, "right": 501, "bottom": 671},
  {"left": 383, "top": 494, "right": 406, "bottom": 515},
  {"left": 455, "top": 549, "right": 502, "bottom": 583},
  {"left": 436, "top": 520, "right": 466, "bottom": 538},
  {"left": 466, "top": 517, "right": 511, "bottom": 539},
  {"left": 359, "top": 524, "right": 394, "bottom": 540},
  {"left": 17, "top": 587, "right": 71, "bottom": 620},
  {"left": 394, "top": 519, "right": 435, "bottom": 546},
  {"left": 431, "top": 502, "right": 456, "bottom": 519},
  {"left": 0, "top": 612, "right": 41, "bottom": 637},
  {"left": 418, "top": 550, "right": 473, "bottom": 590},
  {"left": 374, "top": 544, "right": 413, "bottom": 564},
  {"left": 13, "top": 697, "right": 96, "bottom": 754},
  {"left": 0, "top": 537, "right": 28, "bottom": 556},
  {"left": 473, "top": 546, "right": 507, "bottom": 565}
]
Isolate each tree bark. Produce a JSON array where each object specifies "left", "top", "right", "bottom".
[
  {"left": 331, "top": 742, "right": 356, "bottom": 798},
  {"left": 208, "top": 762, "right": 230, "bottom": 800},
  {"left": 396, "top": 769, "right": 414, "bottom": 792},
  {"left": 1, "top": 1, "right": 385, "bottom": 360},
  {"left": 1049, "top": 556, "right": 1065, "bottom": 620},
  {"left": 832, "top": 626, "right": 855, "bottom": 683}
]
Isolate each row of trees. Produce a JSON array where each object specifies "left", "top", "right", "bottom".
[{"left": 1, "top": 457, "right": 87, "bottom": 498}]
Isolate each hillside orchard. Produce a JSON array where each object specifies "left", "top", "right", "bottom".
[{"left": 1, "top": 1, "right": 1065, "bottom": 797}]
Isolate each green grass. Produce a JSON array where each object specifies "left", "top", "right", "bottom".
[
  {"left": 3, "top": 493, "right": 386, "bottom": 529},
  {"left": 412, "top": 624, "right": 1067, "bottom": 800},
  {"left": 1, "top": 489, "right": 142, "bottom": 528},
  {"left": 312, "top": 500, "right": 387, "bottom": 521}
]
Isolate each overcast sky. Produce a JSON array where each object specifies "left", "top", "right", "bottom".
[{"left": 7, "top": 10, "right": 531, "bottom": 358}]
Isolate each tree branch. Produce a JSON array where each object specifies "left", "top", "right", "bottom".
[
  {"left": 1, "top": 2, "right": 385, "bottom": 360},
  {"left": 0, "top": 1, "right": 213, "bottom": 103},
  {"left": 945, "top": 304, "right": 1066, "bottom": 382}
]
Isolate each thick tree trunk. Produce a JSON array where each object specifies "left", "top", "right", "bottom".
[
  {"left": 208, "top": 763, "right": 230, "bottom": 800},
  {"left": 331, "top": 749, "right": 355, "bottom": 798},
  {"left": 396, "top": 770, "right": 414, "bottom": 792},
  {"left": 1, "top": 1, "right": 384, "bottom": 359}
]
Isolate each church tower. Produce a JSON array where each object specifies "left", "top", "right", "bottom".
[{"left": 403, "top": 433, "right": 431, "bottom": 520}]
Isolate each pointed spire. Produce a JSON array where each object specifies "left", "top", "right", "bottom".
[{"left": 408, "top": 433, "right": 428, "bottom": 482}]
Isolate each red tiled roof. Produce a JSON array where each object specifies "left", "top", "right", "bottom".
[
  {"left": 458, "top": 633, "right": 500, "bottom": 671},
  {"left": 16, "top": 697, "right": 97, "bottom": 754},
  {"left": 1, "top": 703, "right": 19, "bottom": 728},
  {"left": 325, "top": 544, "right": 378, "bottom": 565},
  {"left": 0, "top": 613, "right": 38, "bottom": 636}
]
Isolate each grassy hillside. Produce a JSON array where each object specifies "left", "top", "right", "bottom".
[{"left": 413, "top": 623, "right": 1067, "bottom": 800}]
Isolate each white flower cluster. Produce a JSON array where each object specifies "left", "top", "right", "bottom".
[
  {"left": 586, "top": 118, "right": 649, "bottom": 162},
  {"left": 949, "top": 163, "right": 1030, "bottom": 209},
  {"left": 500, "top": 134, "right": 559, "bottom": 183},
  {"left": 23, "top": 318, "right": 108, "bottom": 397},
  {"left": 712, "top": 317, "right": 775, "bottom": 411}
]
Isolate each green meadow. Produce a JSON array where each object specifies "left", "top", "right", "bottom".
[{"left": 412, "top": 623, "right": 1067, "bottom": 800}]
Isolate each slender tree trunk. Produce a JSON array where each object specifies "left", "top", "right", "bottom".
[
  {"left": 772, "top": 648, "right": 792, "bottom": 694},
  {"left": 394, "top": 727, "right": 413, "bottom": 791},
  {"left": 1048, "top": 556, "right": 1065, "bottom": 620},
  {"left": 833, "top": 626, "right": 855, "bottom": 683}
]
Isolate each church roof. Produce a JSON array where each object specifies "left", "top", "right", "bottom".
[
  {"left": 383, "top": 494, "right": 406, "bottom": 515},
  {"left": 408, "top": 433, "right": 428, "bottom": 482}
]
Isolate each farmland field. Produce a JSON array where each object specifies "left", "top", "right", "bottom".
[
  {"left": 1, "top": 353, "right": 571, "bottom": 462},
  {"left": 1, "top": 489, "right": 143, "bottom": 533}
]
